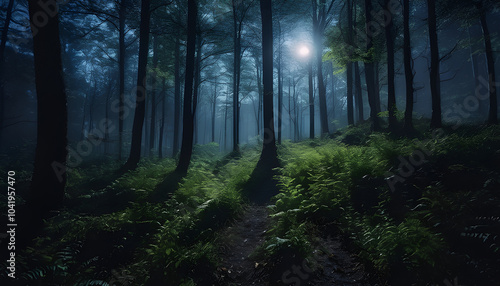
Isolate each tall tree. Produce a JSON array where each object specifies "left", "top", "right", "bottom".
[
  {"left": 173, "top": 37, "right": 181, "bottom": 155},
  {"left": 477, "top": 1, "right": 497, "bottom": 125},
  {"left": 176, "top": 0, "right": 197, "bottom": 174},
  {"left": 427, "top": 0, "right": 441, "bottom": 128},
  {"left": 385, "top": 0, "right": 396, "bottom": 130},
  {"left": 346, "top": 0, "right": 354, "bottom": 125},
  {"left": 124, "top": 0, "right": 151, "bottom": 169},
  {"left": 118, "top": 0, "right": 126, "bottom": 160},
  {"left": 354, "top": 61, "right": 364, "bottom": 121},
  {"left": 308, "top": 59, "right": 314, "bottom": 139},
  {"left": 149, "top": 35, "right": 159, "bottom": 155},
  {"left": 312, "top": 0, "right": 334, "bottom": 135},
  {"left": 28, "top": 0, "right": 68, "bottom": 212},
  {"left": 363, "top": 0, "right": 381, "bottom": 131},
  {"left": 257, "top": 0, "right": 278, "bottom": 167},
  {"left": 231, "top": 0, "right": 251, "bottom": 152},
  {"left": 403, "top": 0, "right": 414, "bottom": 131},
  {"left": 0, "top": 0, "right": 14, "bottom": 148}
]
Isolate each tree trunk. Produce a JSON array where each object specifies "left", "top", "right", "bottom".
[
  {"left": 232, "top": 0, "right": 242, "bottom": 152},
  {"left": 124, "top": 0, "right": 151, "bottom": 169},
  {"left": 312, "top": 0, "right": 329, "bottom": 135},
  {"left": 28, "top": 0, "right": 67, "bottom": 212},
  {"left": 364, "top": 0, "right": 381, "bottom": 131},
  {"left": 354, "top": 62, "right": 364, "bottom": 122},
  {"left": 176, "top": 0, "right": 197, "bottom": 174},
  {"left": 173, "top": 37, "right": 181, "bottom": 155},
  {"left": 159, "top": 79, "right": 166, "bottom": 158},
  {"left": 403, "top": 0, "right": 414, "bottom": 131},
  {"left": 255, "top": 55, "right": 263, "bottom": 136},
  {"left": 149, "top": 36, "right": 159, "bottom": 155},
  {"left": 385, "top": 0, "right": 396, "bottom": 130},
  {"left": 192, "top": 31, "right": 202, "bottom": 145},
  {"left": 277, "top": 30, "right": 283, "bottom": 144},
  {"left": 308, "top": 61, "right": 314, "bottom": 139},
  {"left": 346, "top": 0, "right": 354, "bottom": 125},
  {"left": 427, "top": 0, "right": 441, "bottom": 128},
  {"left": 118, "top": 0, "right": 126, "bottom": 160},
  {"left": 0, "top": 0, "right": 14, "bottom": 148},
  {"left": 258, "top": 0, "right": 278, "bottom": 167},
  {"left": 347, "top": 63, "right": 354, "bottom": 125},
  {"left": 212, "top": 83, "right": 217, "bottom": 142},
  {"left": 478, "top": 4, "right": 498, "bottom": 125}
]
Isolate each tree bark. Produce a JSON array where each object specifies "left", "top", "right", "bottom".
[
  {"left": 354, "top": 62, "right": 364, "bottom": 122},
  {"left": 159, "top": 79, "right": 166, "bottom": 158},
  {"left": 277, "top": 28, "right": 283, "bottom": 144},
  {"left": 258, "top": 0, "right": 278, "bottom": 167},
  {"left": 28, "top": 0, "right": 68, "bottom": 212},
  {"left": 385, "top": 0, "right": 396, "bottom": 130},
  {"left": 478, "top": 3, "right": 498, "bottom": 125},
  {"left": 346, "top": 0, "right": 354, "bottom": 125},
  {"left": 118, "top": 0, "right": 126, "bottom": 160},
  {"left": 173, "top": 37, "right": 181, "bottom": 155},
  {"left": 364, "top": 0, "right": 381, "bottom": 131},
  {"left": 308, "top": 61, "right": 314, "bottom": 139},
  {"left": 232, "top": 0, "right": 242, "bottom": 152},
  {"left": 312, "top": 0, "right": 330, "bottom": 135},
  {"left": 149, "top": 35, "right": 159, "bottom": 155},
  {"left": 0, "top": 0, "right": 14, "bottom": 148},
  {"left": 124, "top": 0, "right": 151, "bottom": 169},
  {"left": 427, "top": 0, "right": 441, "bottom": 128},
  {"left": 176, "top": 0, "right": 197, "bottom": 174},
  {"left": 403, "top": 0, "right": 414, "bottom": 131}
]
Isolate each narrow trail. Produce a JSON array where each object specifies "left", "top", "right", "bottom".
[
  {"left": 217, "top": 205, "right": 269, "bottom": 286},
  {"left": 216, "top": 204, "right": 375, "bottom": 286}
]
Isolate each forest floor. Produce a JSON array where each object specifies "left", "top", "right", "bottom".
[{"left": 216, "top": 204, "right": 373, "bottom": 286}]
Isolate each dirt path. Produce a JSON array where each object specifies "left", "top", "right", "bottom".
[
  {"left": 216, "top": 205, "right": 375, "bottom": 286},
  {"left": 217, "top": 205, "right": 269, "bottom": 285}
]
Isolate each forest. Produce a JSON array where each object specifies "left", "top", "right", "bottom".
[{"left": 0, "top": 0, "right": 499, "bottom": 285}]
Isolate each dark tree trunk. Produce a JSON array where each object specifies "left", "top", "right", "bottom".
[
  {"left": 403, "top": 0, "right": 414, "bottom": 131},
  {"left": 255, "top": 54, "right": 263, "bottom": 136},
  {"left": 212, "top": 83, "right": 217, "bottom": 142},
  {"left": 277, "top": 30, "right": 283, "bottom": 144},
  {"left": 28, "top": 0, "right": 67, "bottom": 212},
  {"left": 385, "top": 0, "right": 396, "bottom": 130},
  {"left": 364, "top": 0, "right": 381, "bottom": 131},
  {"left": 159, "top": 79, "right": 166, "bottom": 158},
  {"left": 0, "top": 0, "right": 14, "bottom": 148},
  {"left": 312, "top": 0, "right": 329, "bottom": 135},
  {"left": 478, "top": 4, "right": 498, "bottom": 125},
  {"left": 308, "top": 61, "right": 314, "bottom": 139},
  {"left": 232, "top": 0, "right": 242, "bottom": 153},
  {"left": 347, "top": 63, "right": 354, "bottom": 125},
  {"left": 258, "top": 0, "right": 278, "bottom": 167},
  {"left": 118, "top": 0, "right": 126, "bottom": 160},
  {"left": 427, "top": 0, "right": 441, "bottom": 128},
  {"left": 176, "top": 0, "right": 197, "bottom": 174},
  {"left": 173, "top": 37, "right": 181, "bottom": 155},
  {"left": 346, "top": 0, "right": 354, "bottom": 125},
  {"left": 149, "top": 36, "right": 159, "bottom": 155},
  {"left": 124, "top": 0, "right": 151, "bottom": 169},
  {"left": 354, "top": 62, "right": 364, "bottom": 122},
  {"left": 193, "top": 31, "right": 202, "bottom": 144}
]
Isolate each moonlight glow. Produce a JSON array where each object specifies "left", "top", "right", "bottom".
[{"left": 298, "top": 46, "right": 310, "bottom": 57}]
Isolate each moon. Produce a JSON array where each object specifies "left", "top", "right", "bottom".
[{"left": 298, "top": 46, "right": 310, "bottom": 57}]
